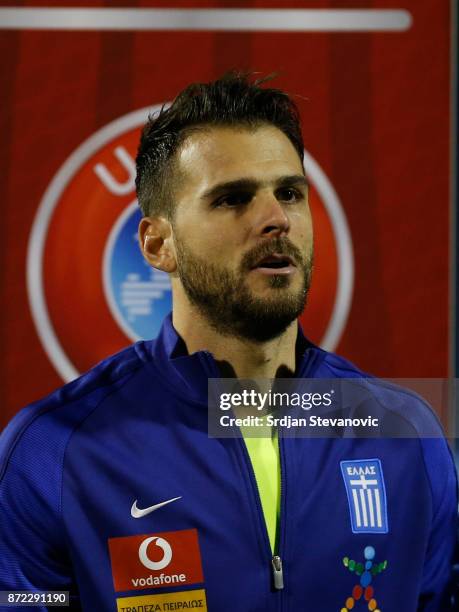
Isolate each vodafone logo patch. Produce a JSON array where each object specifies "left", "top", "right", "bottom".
[
  {"left": 138, "top": 536, "right": 172, "bottom": 571},
  {"left": 108, "top": 529, "right": 204, "bottom": 593},
  {"left": 27, "top": 104, "right": 353, "bottom": 383}
]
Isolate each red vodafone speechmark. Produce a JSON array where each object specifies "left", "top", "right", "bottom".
[{"left": 27, "top": 105, "right": 353, "bottom": 382}]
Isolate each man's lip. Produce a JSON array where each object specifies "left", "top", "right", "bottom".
[{"left": 251, "top": 253, "right": 296, "bottom": 269}]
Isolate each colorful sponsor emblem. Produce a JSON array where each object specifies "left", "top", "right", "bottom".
[
  {"left": 341, "top": 546, "right": 387, "bottom": 612},
  {"left": 116, "top": 588, "right": 207, "bottom": 612},
  {"left": 340, "top": 459, "right": 388, "bottom": 534},
  {"left": 108, "top": 529, "right": 204, "bottom": 593},
  {"left": 28, "top": 105, "right": 353, "bottom": 382}
]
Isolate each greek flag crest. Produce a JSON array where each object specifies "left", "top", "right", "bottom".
[{"left": 340, "top": 459, "right": 388, "bottom": 534}]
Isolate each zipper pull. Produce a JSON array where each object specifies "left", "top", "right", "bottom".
[{"left": 271, "top": 555, "right": 284, "bottom": 589}]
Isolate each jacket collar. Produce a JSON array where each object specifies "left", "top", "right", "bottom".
[{"left": 148, "top": 312, "right": 322, "bottom": 405}]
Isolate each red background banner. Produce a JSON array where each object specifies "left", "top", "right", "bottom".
[{"left": 0, "top": 1, "right": 452, "bottom": 427}]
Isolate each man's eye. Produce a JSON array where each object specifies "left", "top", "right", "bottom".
[
  {"left": 214, "top": 192, "right": 252, "bottom": 207},
  {"left": 276, "top": 187, "right": 304, "bottom": 203}
]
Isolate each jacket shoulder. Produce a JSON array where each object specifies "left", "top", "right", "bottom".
[
  {"left": 315, "top": 348, "right": 457, "bottom": 524},
  {"left": 315, "top": 348, "right": 371, "bottom": 378},
  {"left": 0, "top": 341, "right": 152, "bottom": 480}
]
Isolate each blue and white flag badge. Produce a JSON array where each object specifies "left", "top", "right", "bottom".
[{"left": 340, "top": 459, "right": 388, "bottom": 534}]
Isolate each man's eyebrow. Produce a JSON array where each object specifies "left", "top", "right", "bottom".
[
  {"left": 201, "top": 178, "right": 259, "bottom": 200},
  {"left": 201, "top": 175, "right": 308, "bottom": 200},
  {"left": 276, "top": 175, "right": 309, "bottom": 189}
]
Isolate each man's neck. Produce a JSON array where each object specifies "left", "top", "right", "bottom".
[{"left": 172, "top": 303, "right": 298, "bottom": 379}]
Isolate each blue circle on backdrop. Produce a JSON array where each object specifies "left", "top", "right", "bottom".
[{"left": 109, "top": 206, "right": 172, "bottom": 340}]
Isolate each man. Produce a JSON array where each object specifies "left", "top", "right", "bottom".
[{"left": 0, "top": 73, "right": 456, "bottom": 611}]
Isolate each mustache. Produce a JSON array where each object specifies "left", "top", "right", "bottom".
[{"left": 241, "top": 237, "right": 307, "bottom": 270}]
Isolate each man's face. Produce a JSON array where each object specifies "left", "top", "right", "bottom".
[{"left": 170, "top": 124, "right": 314, "bottom": 342}]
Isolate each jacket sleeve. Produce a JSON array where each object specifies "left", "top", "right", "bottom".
[
  {"left": 418, "top": 437, "right": 458, "bottom": 611},
  {"left": 0, "top": 406, "right": 81, "bottom": 610}
]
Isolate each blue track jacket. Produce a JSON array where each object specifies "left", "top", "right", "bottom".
[{"left": 0, "top": 314, "right": 457, "bottom": 611}]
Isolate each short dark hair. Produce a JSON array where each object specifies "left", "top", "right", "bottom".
[{"left": 135, "top": 72, "right": 304, "bottom": 218}]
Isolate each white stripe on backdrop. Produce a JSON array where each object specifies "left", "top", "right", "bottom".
[{"left": 0, "top": 8, "right": 412, "bottom": 32}]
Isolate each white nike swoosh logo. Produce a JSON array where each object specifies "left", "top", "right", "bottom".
[{"left": 131, "top": 496, "right": 182, "bottom": 518}]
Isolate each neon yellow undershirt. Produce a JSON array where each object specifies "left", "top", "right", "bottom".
[{"left": 241, "top": 424, "right": 280, "bottom": 554}]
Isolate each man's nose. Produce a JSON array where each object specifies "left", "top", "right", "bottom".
[{"left": 253, "top": 192, "right": 290, "bottom": 237}]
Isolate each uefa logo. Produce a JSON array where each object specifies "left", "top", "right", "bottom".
[{"left": 27, "top": 104, "right": 354, "bottom": 382}]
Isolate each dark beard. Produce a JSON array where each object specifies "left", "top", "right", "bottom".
[{"left": 174, "top": 234, "right": 313, "bottom": 342}]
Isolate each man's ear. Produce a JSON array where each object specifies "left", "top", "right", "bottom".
[{"left": 138, "top": 216, "right": 177, "bottom": 273}]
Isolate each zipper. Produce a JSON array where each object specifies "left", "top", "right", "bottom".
[
  {"left": 272, "top": 555, "right": 284, "bottom": 589},
  {"left": 276, "top": 432, "right": 286, "bottom": 611},
  {"left": 199, "top": 346, "right": 322, "bottom": 610},
  {"left": 198, "top": 352, "right": 282, "bottom": 596},
  {"left": 237, "top": 431, "right": 285, "bottom": 603}
]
